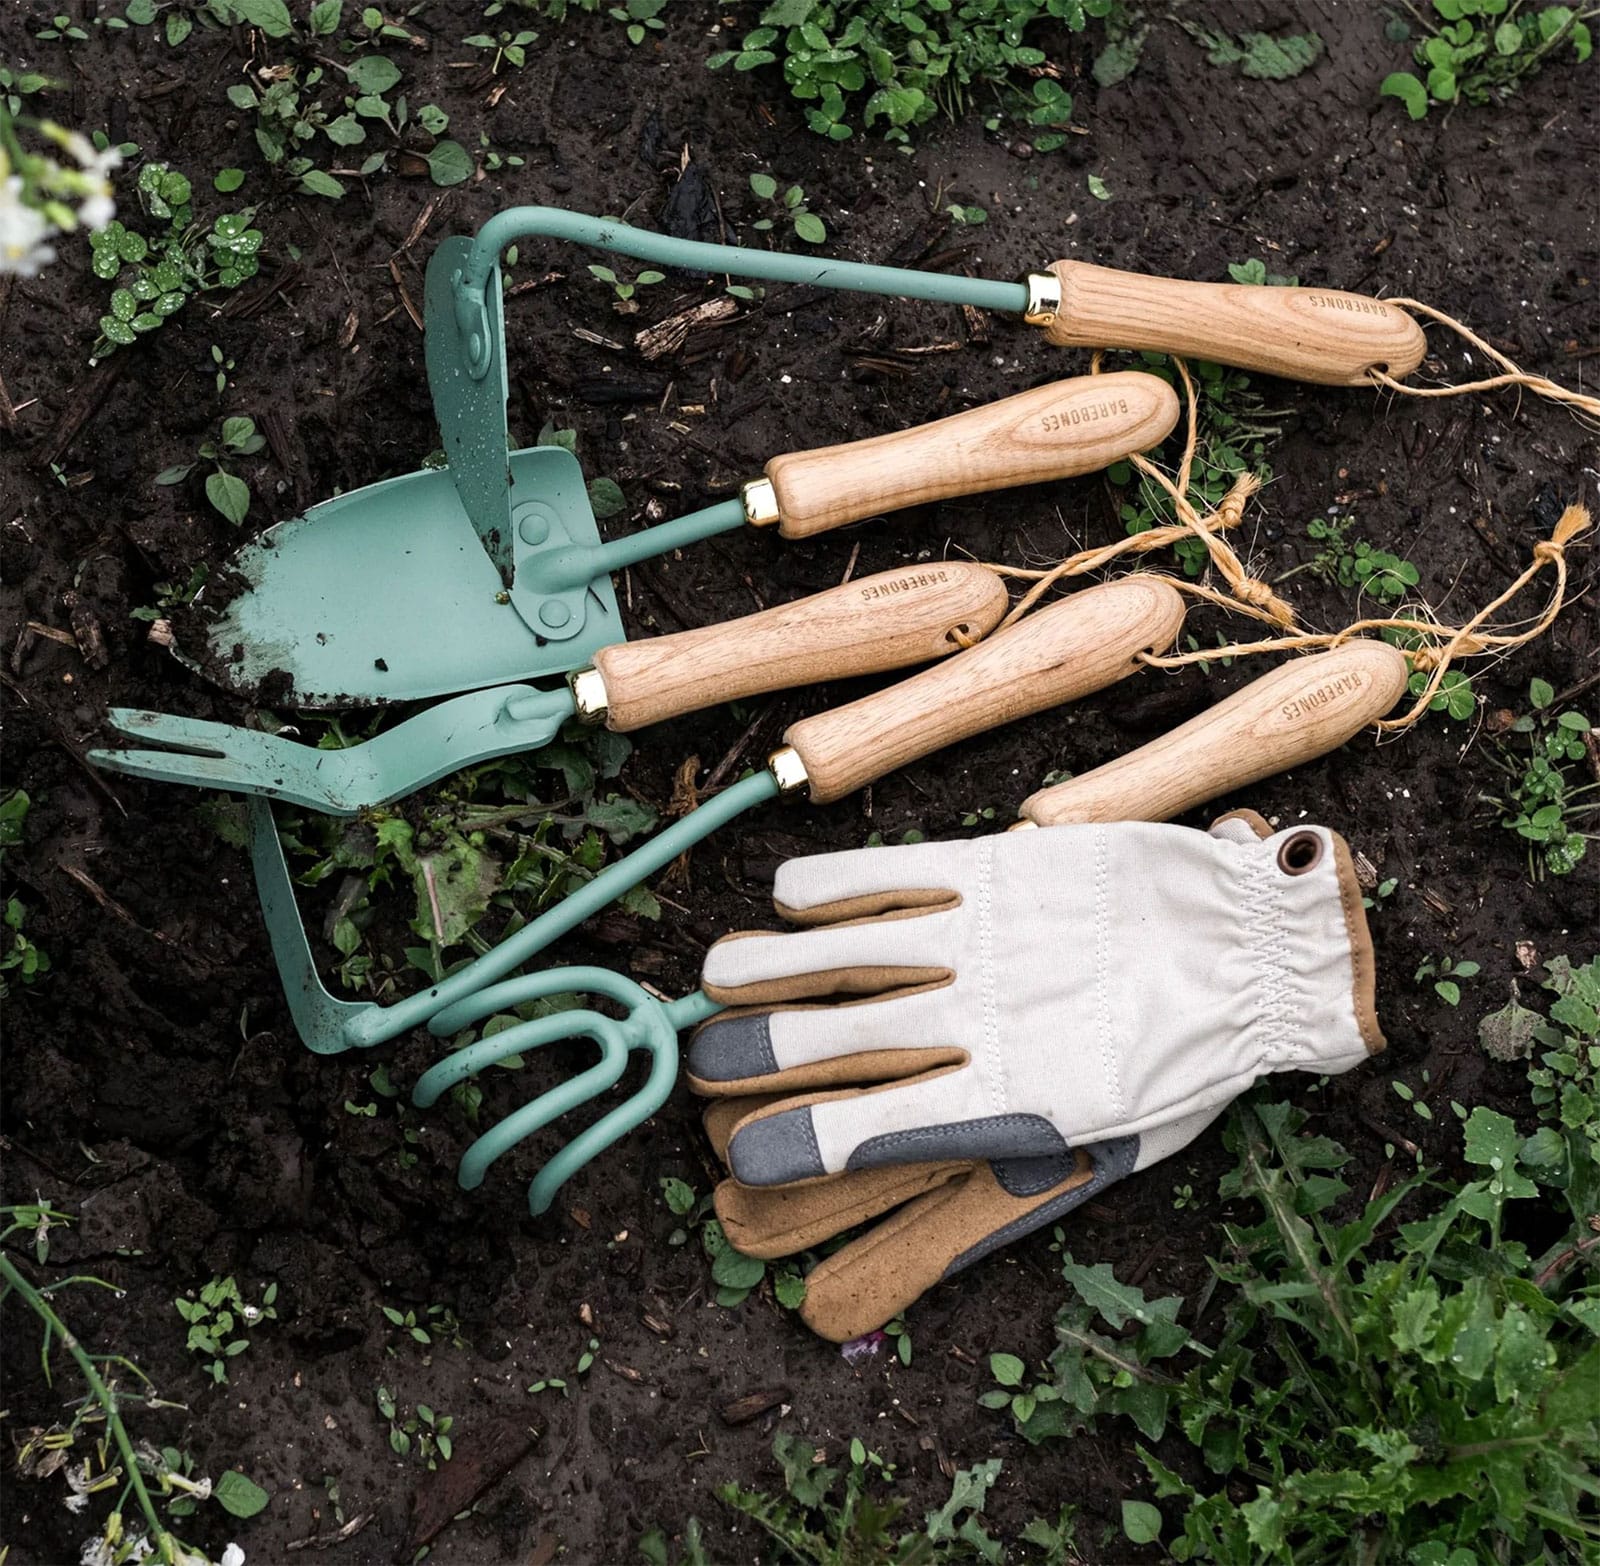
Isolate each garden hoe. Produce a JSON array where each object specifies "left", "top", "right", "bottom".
[
  {"left": 245, "top": 577, "right": 1184, "bottom": 1201},
  {"left": 414, "top": 639, "right": 1407, "bottom": 1214},
  {"left": 91, "top": 562, "right": 1008, "bottom": 812},
  {"left": 192, "top": 256, "right": 1176, "bottom": 706}
]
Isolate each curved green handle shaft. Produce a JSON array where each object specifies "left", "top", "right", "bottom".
[{"left": 460, "top": 207, "right": 1026, "bottom": 314}]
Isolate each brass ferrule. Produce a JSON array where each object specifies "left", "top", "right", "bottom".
[
  {"left": 741, "top": 476, "right": 781, "bottom": 528},
  {"left": 766, "top": 745, "right": 810, "bottom": 795},
  {"left": 1021, "top": 271, "right": 1062, "bottom": 327},
  {"left": 568, "top": 666, "right": 609, "bottom": 724}
]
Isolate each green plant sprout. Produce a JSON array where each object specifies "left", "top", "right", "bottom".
[
  {"left": 748, "top": 173, "right": 827, "bottom": 244},
  {"left": 1292, "top": 514, "right": 1421, "bottom": 604},
  {"left": 1, "top": 790, "right": 51, "bottom": 995},
  {"left": 174, "top": 1275, "right": 278, "bottom": 1384},
  {"left": 463, "top": 25, "right": 540, "bottom": 72},
  {"left": 155, "top": 416, "right": 267, "bottom": 525},
  {"left": 1482, "top": 677, "right": 1597, "bottom": 878},
  {"left": 376, "top": 1386, "right": 454, "bottom": 1466},
  {"left": 1381, "top": 0, "right": 1595, "bottom": 119},
  {"left": 587, "top": 260, "right": 665, "bottom": 307},
  {"left": 1415, "top": 952, "right": 1481, "bottom": 1006}
]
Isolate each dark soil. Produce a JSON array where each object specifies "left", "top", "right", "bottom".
[{"left": 2, "top": 2, "right": 1596, "bottom": 1563}]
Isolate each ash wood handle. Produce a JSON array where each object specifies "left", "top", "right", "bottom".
[
  {"left": 786, "top": 576, "right": 1186, "bottom": 806},
  {"left": 1017, "top": 641, "right": 1409, "bottom": 827},
  {"left": 592, "top": 563, "right": 1008, "bottom": 732},
  {"left": 762, "top": 372, "right": 1178, "bottom": 539},
  {"left": 1038, "top": 263, "right": 1427, "bottom": 387}
]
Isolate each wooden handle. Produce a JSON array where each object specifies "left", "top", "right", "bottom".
[
  {"left": 592, "top": 563, "right": 1008, "bottom": 732},
  {"left": 763, "top": 372, "right": 1178, "bottom": 539},
  {"left": 1018, "top": 641, "right": 1409, "bottom": 827},
  {"left": 1038, "top": 263, "right": 1426, "bottom": 387},
  {"left": 786, "top": 576, "right": 1185, "bottom": 806}
]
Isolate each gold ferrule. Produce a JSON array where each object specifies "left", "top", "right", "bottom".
[
  {"left": 1021, "top": 270, "right": 1062, "bottom": 327},
  {"left": 766, "top": 744, "right": 810, "bottom": 796},
  {"left": 741, "top": 475, "right": 781, "bottom": 528},
  {"left": 568, "top": 666, "right": 610, "bottom": 724}
]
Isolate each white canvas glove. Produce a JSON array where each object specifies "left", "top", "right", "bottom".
[{"left": 689, "top": 813, "right": 1382, "bottom": 1186}]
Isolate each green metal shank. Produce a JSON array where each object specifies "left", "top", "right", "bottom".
[{"left": 451, "top": 207, "right": 1028, "bottom": 379}]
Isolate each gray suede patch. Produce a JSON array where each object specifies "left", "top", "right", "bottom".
[
  {"left": 845, "top": 1113, "right": 1072, "bottom": 1174},
  {"left": 942, "top": 1136, "right": 1141, "bottom": 1279},
  {"left": 688, "top": 1013, "right": 777, "bottom": 1083},
  {"left": 727, "top": 1106, "right": 824, "bottom": 1185}
]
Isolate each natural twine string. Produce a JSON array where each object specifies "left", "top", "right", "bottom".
[
  {"left": 982, "top": 351, "right": 1593, "bottom": 733},
  {"left": 1373, "top": 298, "right": 1600, "bottom": 425}
]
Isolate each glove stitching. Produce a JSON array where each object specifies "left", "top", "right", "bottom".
[
  {"left": 1241, "top": 847, "right": 1295, "bottom": 1070},
  {"left": 1094, "top": 826, "right": 1126, "bottom": 1124},
  {"left": 979, "top": 837, "right": 1002, "bottom": 1120}
]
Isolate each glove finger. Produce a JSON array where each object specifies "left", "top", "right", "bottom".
[
  {"left": 689, "top": 987, "right": 960, "bottom": 1095},
  {"left": 770, "top": 839, "right": 973, "bottom": 925},
  {"left": 713, "top": 1162, "right": 966, "bottom": 1259},
  {"left": 724, "top": 1066, "right": 1086, "bottom": 1185},
  {"left": 798, "top": 1144, "right": 1139, "bottom": 1342},
  {"left": 702, "top": 906, "right": 954, "bottom": 1006}
]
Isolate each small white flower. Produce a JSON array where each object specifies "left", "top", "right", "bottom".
[
  {"left": 0, "top": 179, "right": 58, "bottom": 277},
  {"left": 79, "top": 191, "right": 116, "bottom": 231},
  {"left": 221, "top": 1543, "right": 246, "bottom": 1566}
]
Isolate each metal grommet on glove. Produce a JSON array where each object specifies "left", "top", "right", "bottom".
[{"left": 1276, "top": 830, "right": 1325, "bottom": 876}]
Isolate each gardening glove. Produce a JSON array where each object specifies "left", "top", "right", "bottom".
[
  {"left": 702, "top": 1092, "right": 1227, "bottom": 1342},
  {"left": 688, "top": 811, "right": 1382, "bottom": 1186}
]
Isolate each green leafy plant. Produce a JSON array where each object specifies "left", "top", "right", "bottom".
[
  {"left": 1381, "top": 0, "right": 1595, "bottom": 119},
  {"left": 381, "top": 1301, "right": 465, "bottom": 1352},
  {"left": 748, "top": 172, "right": 827, "bottom": 244},
  {"left": 173, "top": 1275, "right": 278, "bottom": 1384},
  {"left": 702, "top": 1218, "right": 807, "bottom": 1310},
  {"left": 375, "top": 1385, "right": 454, "bottom": 1466},
  {"left": 464, "top": 25, "right": 540, "bottom": 72},
  {"left": 1482, "top": 677, "right": 1597, "bottom": 878},
  {"left": 707, "top": 0, "right": 1114, "bottom": 143},
  {"left": 1297, "top": 514, "right": 1421, "bottom": 604},
  {"left": 1227, "top": 256, "right": 1299, "bottom": 286},
  {"left": 1415, "top": 952, "right": 1481, "bottom": 1006},
  {"left": 992, "top": 1096, "right": 1600, "bottom": 1561},
  {"left": 1407, "top": 666, "right": 1476, "bottom": 721},
  {"left": 90, "top": 163, "right": 262, "bottom": 356},
  {"left": 36, "top": 13, "right": 90, "bottom": 42},
  {"left": 155, "top": 415, "right": 267, "bottom": 525},
  {"left": 587, "top": 260, "right": 665, "bottom": 309}
]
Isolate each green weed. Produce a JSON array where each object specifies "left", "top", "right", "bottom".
[
  {"left": 981, "top": 1089, "right": 1600, "bottom": 1561},
  {"left": 1482, "top": 678, "right": 1597, "bottom": 878},
  {"left": 707, "top": 0, "right": 1114, "bottom": 143},
  {"left": 587, "top": 261, "right": 666, "bottom": 309},
  {"left": 174, "top": 1275, "right": 278, "bottom": 1384},
  {"left": 89, "top": 163, "right": 262, "bottom": 359},
  {"left": 1415, "top": 952, "right": 1481, "bottom": 1007},
  {"left": 1, "top": 791, "right": 51, "bottom": 996},
  {"left": 1381, "top": 0, "right": 1595, "bottom": 119},
  {"left": 1297, "top": 514, "right": 1421, "bottom": 605},
  {"left": 749, "top": 172, "right": 827, "bottom": 244},
  {"left": 375, "top": 1385, "right": 454, "bottom": 1466},
  {"left": 155, "top": 415, "right": 266, "bottom": 525}
]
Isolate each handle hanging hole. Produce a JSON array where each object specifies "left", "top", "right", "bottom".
[{"left": 1276, "top": 831, "right": 1324, "bottom": 876}]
